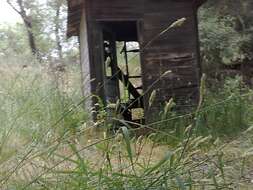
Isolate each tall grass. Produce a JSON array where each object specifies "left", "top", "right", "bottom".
[
  {"left": 0, "top": 62, "right": 253, "bottom": 189},
  {"left": 195, "top": 76, "right": 252, "bottom": 137},
  {"left": 150, "top": 76, "right": 253, "bottom": 145},
  {"left": 0, "top": 63, "right": 87, "bottom": 161}
]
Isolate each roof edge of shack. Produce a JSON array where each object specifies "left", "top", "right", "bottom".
[
  {"left": 67, "top": 0, "right": 207, "bottom": 38},
  {"left": 67, "top": 0, "right": 83, "bottom": 38}
]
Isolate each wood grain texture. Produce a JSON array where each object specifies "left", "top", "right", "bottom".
[{"left": 69, "top": 0, "right": 203, "bottom": 123}]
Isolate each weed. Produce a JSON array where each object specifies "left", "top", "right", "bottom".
[{"left": 0, "top": 64, "right": 253, "bottom": 189}]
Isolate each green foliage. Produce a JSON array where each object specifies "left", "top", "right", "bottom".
[
  {"left": 151, "top": 77, "right": 253, "bottom": 145},
  {"left": 0, "top": 62, "right": 252, "bottom": 189},
  {"left": 195, "top": 76, "right": 251, "bottom": 137},
  {"left": 0, "top": 63, "right": 86, "bottom": 149},
  {"left": 0, "top": 24, "right": 30, "bottom": 58},
  {"left": 1, "top": 1, "right": 253, "bottom": 189},
  {"left": 1, "top": 0, "right": 79, "bottom": 62},
  {"left": 199, "top": 7, "right": 250, "bottom": 66}
]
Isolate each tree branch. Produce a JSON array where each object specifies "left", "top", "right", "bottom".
[
  {"left": 6, "top": 0, "right": 41, "bottom": 61},
  {"left": 7, "top": 0, "right": 31, "bottom": 25},
  {"left": 6, "top": 0, "right": 21, "bottom": 15}
]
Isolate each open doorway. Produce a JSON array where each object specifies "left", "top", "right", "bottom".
[{"left": 101, "top": 21, "right": 144, "bottom": 123}]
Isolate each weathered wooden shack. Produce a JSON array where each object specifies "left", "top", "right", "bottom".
[{"left": 67, "top": 0, "right": 206, "bottom": 124}]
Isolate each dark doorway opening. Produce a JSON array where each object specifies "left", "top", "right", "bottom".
[{"left": 101, "top": 21, "right": 144, "bottom": 124}]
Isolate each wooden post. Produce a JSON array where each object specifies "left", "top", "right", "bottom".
[{"left": 79, "top": 10, "right": 92, "bottom": 114}]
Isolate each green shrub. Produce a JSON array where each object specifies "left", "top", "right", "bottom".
[
  {"left": 199, "top": 6, "right": 250, "bottom": 67},
  {"left": 195, "top": 76, "right": 252, "bottom": 137}
]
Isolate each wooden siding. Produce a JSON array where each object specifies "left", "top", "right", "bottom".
[
  {"left": 72, "top": 0, "right": 203, "bottom": 123},
  {"left": 140, "top": 0, "right": 200, "bottom": 122},
  {"left": 67, "top": 0, "right": 83, "bottom": 37},
  {"left": 87, "top": 21, "right": 106, "bottom": 105},
  {"left": 88, "top": 0, "right": 142, "bottom": 21},
  {"left": 79, "top": 10, "right": 92, "bottom": 113},
  {"left": 67, "top": 0, "right": 207, "bottom": 36}
]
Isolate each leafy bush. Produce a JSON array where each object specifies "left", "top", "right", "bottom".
[
  {"left": 195, "top": 76, "right": 252, "bottom": 137},
  {"left": 199, "top": 7, "right": 250, "bottom": 66}
]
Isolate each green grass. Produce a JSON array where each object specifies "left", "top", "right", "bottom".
[
  {"left": 148, "top": 76, "right": 253, "bottom": 145},
  {"left": 0, "top": 61, "right": 253, "bottom": 189}
]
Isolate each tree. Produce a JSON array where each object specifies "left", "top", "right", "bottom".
[
  {"left": 199, "top": 0, "right": 253, "bottom": 66},
  {"left": 0, "top": 24, "right": 30, "bottom": 57},
  {"left": 55, "top": 1, "right": 63, "bottom": 60},
  {"left": 3, "top": 0, "right": 79, "bottom": 63},
  {"left": 47, "top": 0, "right": 66, "bottom": 61},
  {"left": 46, "top": 0, "right": 79, "bottom": 63},
  {"left": 6, "top": 0, "right": 41, "bottom": 60}
]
